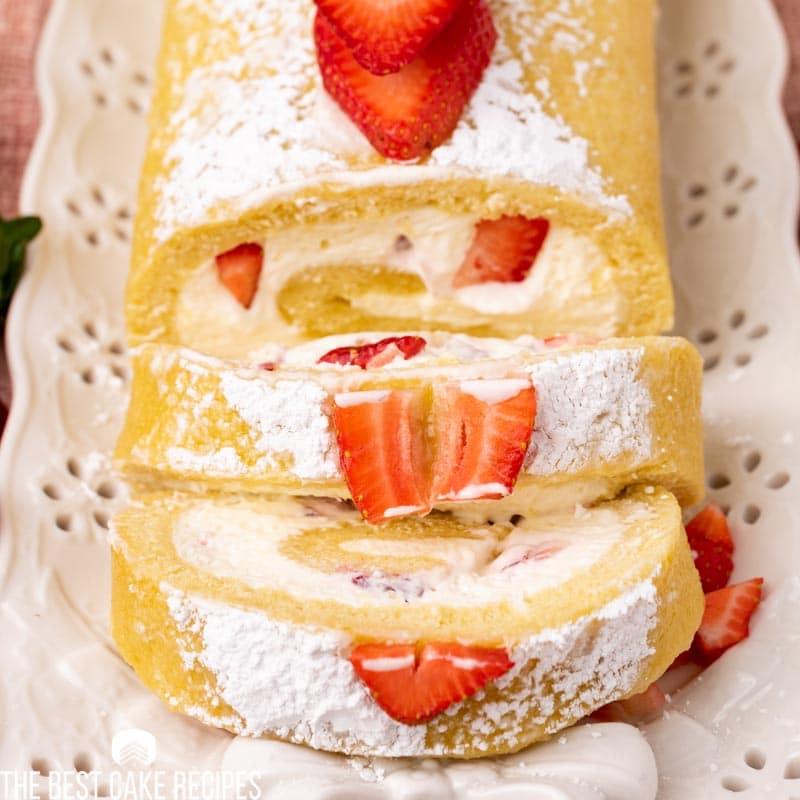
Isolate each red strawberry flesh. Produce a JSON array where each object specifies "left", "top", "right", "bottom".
[
  {"left": 685, "top": 502, "right": 734, "bottom": 593},
  {"left": 215, "top": 243, "right": 263, "bottom": 309},
  {"left": 350, "top": 642, "right": 513, "bottom": 723},
  {"left": 453, "top": 216, "right": 550, "bottom": 288},
  {"left": 333, "top": 389, "right": 430, "bottom": 523},
  {"left": 318, "top": 336, "right": 427, "bottom": 369},
  {"left": 431, "top": 379, "right": 536, "bottom": 502},
  {"left": 332, "top": 380, "right": 536, "bottom": 522},
  {"left": 692, "top": 578, "right": 764, "bottom": 665},
  {"left": 314, "top": 0, "right": 466, "bottom": 75},
  {"left": 315, "top": 0, "right": 497, "bottom": 161}
]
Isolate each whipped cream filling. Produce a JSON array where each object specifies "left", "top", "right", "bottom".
[
  {"left": 454, "top": 225, "right": 618, "bottom": 315},
  {"left": 176, "top": 214, "right": 621, "bottom": 359},
  {"left": 172, "top": 497, "right": 644, "bottom": 608},
  {"left": 280, "top": 330, "right": 566, "bottom": 368}
]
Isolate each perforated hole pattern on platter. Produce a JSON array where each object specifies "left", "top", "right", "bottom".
[{"left": 718, "top": 748, "right": 800, "bottom": 796}]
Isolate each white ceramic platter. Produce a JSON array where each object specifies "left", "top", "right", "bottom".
[{"left": 1, "top": 0, "right": 800, "bottom": 798}]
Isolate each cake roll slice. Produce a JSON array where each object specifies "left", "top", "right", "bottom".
[
  {"left": 115, "top": 334, "right": 704, "bottom": 520},
  {"left": 128, "top": 0, "right": 669, "bottom": 359},
  {"left": 111, "top": 487, "right": 704, "bottom": 758}
]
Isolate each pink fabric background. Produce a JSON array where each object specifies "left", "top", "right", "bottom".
[
  {"left": 0, "top": 0, "right": 51, "bottom": 217},
  {"left": 775, "top": 0, "right": 800, "bottom": 150},
  {"left": 1, "top": 0, "right": 799, "bottom": 215}
]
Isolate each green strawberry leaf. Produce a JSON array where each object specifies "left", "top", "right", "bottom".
[{"left": 0, "top": 215, "right": 42, "bottom": 322}]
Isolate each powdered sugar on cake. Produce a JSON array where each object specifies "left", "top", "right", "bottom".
[
  {"left": 527, "top": 347, "right": 652, "bottom": 473},
  {"left": 219, "top": 373, "right": 340, "bottom": 480},
  {"left": 163, "top": 573, "right": 658, "bottom": 756},
  {"left": 156, "top": 0, "right": 629, "bottom": 241},
  {"left": 151, "top": 342, "right": 651, "bottom": 486}
]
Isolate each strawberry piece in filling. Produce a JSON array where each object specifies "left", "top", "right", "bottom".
[
  {"left": 318, "top": 336, "right": 427, "bottom": 369},
  {"left": 488, "top": 541, "right": 567, "bottom": 572},
  {"left": 313, "top": 0, "right": 466, "bottom": 76},
  {"left": 332, "top": 379, "right": 535, "bottom": 522},
  {"left": 350, "top": 641, "right": 513, "bottom": 724},
  {"left": 314, "top": 0, "right": 497, "bottom": 160},
  {"left": 332, "top": 389, "right": 430, "bottom": 524},
  {"left": 215, "top": 243, "right": 264, "bottom": 309},
  {"left": 430, "top": 380, "right": 536, "bottom": 502},
  {"left": 453, "top": 216, "right": 550, "bottom": 289}
]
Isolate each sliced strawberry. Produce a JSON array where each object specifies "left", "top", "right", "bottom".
[
  {"left": 685, "top": 502, "right": 735, "bottom": 593},
  {"left": 318, "top": 336, "right": 427, "bottom": 369},
  {"left": 430, "top": 379, "right": 536, "bottom": 502},
  {"left": 350, "top": 642, "right": 513, "bottom": 724},
  {"left": 333, "top": 389, "right": 429, "bottom": 523},
  {"left": 315, "top": 0, "right": 497, "bottom": 161},
  {"left": 692, "top": 578, "right": 764, "bottom": 665},
  {"left": 453, "top": 216, "right": 550, "bottom": 288},
  {"left": 591, "top": 683, "right": 667, "bottom": 725},
  {"left": 333, "top": 379, "right": 535, "bottom": 521},
  {"left": 215, "top": 243, "right": 263, "bottom": 309},
  {"left": 314, "top": 0, "right": 466, "bottom": 76},
  {"left": 492, "top": 541, "right": 567, "bottom": 572}
]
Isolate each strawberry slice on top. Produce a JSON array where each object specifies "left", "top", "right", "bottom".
[
  {"left": 215, "top": 243, "right": 264, "bottom": 309},
  {"left": 350, "top": 641, "right": 513, "bottom": 724},
  {"left": 431, "top": 379, "right": 536, "bottom": 502},
  {"left": 314, "top": 0, "right": 497, "bottom": 161},
  {"left": 453, "top": 216, "right": 550, "bottom": 289},
  {"left": 685, "top": 502, "right": 735, "bottom": 593},
  {"left": 318, "top": 336, "right": 427, "bottom": 369},
  {"left": 332, "top": 389, "right": 430, "bottom": 523},
  {"left": 692, "top": 578, "right": 764, "bottom": 665},
  {"left": 314, "top": 0, "right": 466, "bottom": 76}
]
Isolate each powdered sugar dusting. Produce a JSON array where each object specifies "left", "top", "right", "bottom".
[
  {"left": 219, "top": 373, "right": 339, "bottom": 480},
  {"left": 155, "top": 0, "right": 629, "bottom": 240},
  {"left": 429, "top": 41, "right": 625, "bottom": 215},
  {"left": 166, "top": 445, "right": 245, "bottom": 475},
  {"left": 166, "top": 591, "right": 428, "bottom": 755},
  {"left": 437, "top": 573, "right": 658, "bottom": 754},
  {"left": 143, "top": 343, "right": 653, "bottom": 486},
  {"left": 163, "top": 573, "right": 658, "bottom": 756},
  {"left": 527, "top": 348, "right": 652, "bottom": 474}
]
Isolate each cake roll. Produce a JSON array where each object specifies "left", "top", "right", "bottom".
[
  {"left": 111, "top": 487, "right": 703, "bottom": 758},
  {"left": 127, "top": 0, "right": 670, "bottom": 360},
  {"left": 115, "top": 334, "right": 704, "bottom": 520}
]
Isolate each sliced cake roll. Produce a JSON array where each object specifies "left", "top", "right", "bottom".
[
  {"left": 127, "top": 0, "right": 669, "bottom": 358},
  {"left": 115, "top": 334, "right": 704, "bottom": 521},
  {"left": 111, "top": 487, "right": 704, "bottom": 758}
]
